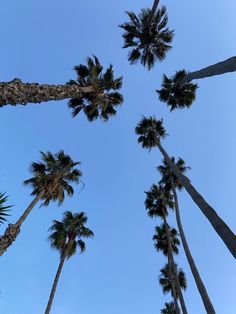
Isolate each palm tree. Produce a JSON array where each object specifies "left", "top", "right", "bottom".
[
  {"left": 0, "top": 150, "right": 82, "bottom": 257},
  {"left": 157, "top": 56, "right": 236, "bottom": 109},
  {"left": 161, "top": 302, "right": 176, "bottom": 314},
  {"left": 45, "top": 211, "right": 94, "bottom": 314},
  {"left": 159, "top": 263, "right": 187, "bottom": 297},
  {"left": 135, "top": 116, "right": 236, "bottom": 258},
  {"left": 0, "top": 192, "right": 12, "bottom": 224},
  {"left": 158, "top": 158, "right": 216, "bottom": 314},
  {"left": 153, "top": 223, "right": 180, "bottom": 256},
  {"left": 0, "top": 56, "right": 124, "bottom": 121},
  {"left": 120, "top": 6, "right": 174, "bottom": 69}
]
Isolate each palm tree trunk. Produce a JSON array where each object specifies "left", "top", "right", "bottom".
[
  {"left": 45, "top": 253, "right": 67, "bottom": 314},
  {"left": 156, "top": 140, "right": 236, "bottom": 259},
  {"left": 0, "top": 78, "right": 94, "bottom": 107},
  {"left": 147, "top": 0, "right": 160, "bottom": 26},
  {"left": 183, "top": 56, "right": 236, "bottom": 83},
  {"left": 167, "top": 250, "right": 180, "bottom": 314},
  {"left": 0, "top": 191, "right": 44, "bottom": 257},
  {"left": 163, "top": 215, "right": 187, "bottom": 314},
  {"left": 171, "top": 179, "right": 216, "bottom": 314}
]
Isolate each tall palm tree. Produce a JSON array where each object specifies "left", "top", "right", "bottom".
[
  {"left": 153, "top": 223, "right": 180, "bottom": 256},
  {"left": 0, "top": 192, "right": 12, "bottom": 224},
  {"left": 157, "top": 56, "right": 236, "bottom": 110},
  {"left": 135, "top": 116, "right": 236, "bottom": 258},
  {"left": 45, "top": 211, "right": 94, "bottom": 314},
  {"left": 158, "top": 158, "right": 216, "bottom": 314},
  {"left": 0, "top": 56, "right": 124, "bottom": 121},
  {"left": 161, "top": 302, "right": 176, "bottom": 314},
  {"left": 120, "top": 6, "right": 174, "bottom": 69},
  {"left": 0, "top": 150, "right": 82, "bottom": 257}
]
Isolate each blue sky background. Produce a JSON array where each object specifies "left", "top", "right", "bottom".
[{"left": 0, "top": 0, "right": 236, "bottom": 313}]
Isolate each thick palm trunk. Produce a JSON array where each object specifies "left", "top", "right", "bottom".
[
  {"left": 0, "top": 191, "right": 44, "bottom": 256},
  {"left": 147, "top": 0, "right": 160, "bottom": 25},
  {"left": 156, "top": 141, "right": 236, "bottom": 259},
  {"left": 171, "top": 180, "right": 216, "bottom": 314},
  {"left": 183, "top": 56, "right": 236, "bottom": 83},
  {"left": 0, "top": 78, "right": 94, "bottom": 107},
  {"left": 163, "top": 215, "right": 187, "bottom": 314},
  {"left": 45, "top": 253, "right": 66, "bottom": 314}
]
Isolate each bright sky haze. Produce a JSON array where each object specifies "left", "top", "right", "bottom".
[{"left": 0, "top": 1, "right": 236, "bottom": 313}]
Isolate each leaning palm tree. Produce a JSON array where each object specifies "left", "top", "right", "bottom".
[
  {"left": 161, "top": 302, "right": 176, "bottom": 314},
  {"left": 135, "top": 116, "right": 236, "bottom": 258},
  {"left": 45, "top": 211, "right": 94, "bottom": 314},
  {"left": 157, "top": 55, "right": 236, "bottom": 109},
  {"left": 0, "top": 150, "right": 82, "bottom": 257},
  {"left": 0, "top": 56, "right": 124, "bottom": 121},
  {"left": 120, "top": 6, "right": 174, "bottom": 69},
  {"left": 158, "top": 158, "right": 216, "bottom": 314},
  {"left": 0, "top": 192, "right": 12, "bottom": 224}
]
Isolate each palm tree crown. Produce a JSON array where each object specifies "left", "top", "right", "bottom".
[
  {"left": 145, "top": 184, "right": 174, "bottom": 218},
  {"left": 159, "top": 263, "right": 187, "bottom": 296},
  {"left": 157, "top": 70, "right": 198, "bottom": 110},
  {"left": 161, "top": 302, "right": 176, "bottom": 314},
  {"left": 120, "top": 6, "right": 174, "bottom": 69},
  {"left": 68, "top": 56, "right": 123, "bottom": 121},
  {"left": 48, "top": 211, "right": 94, "bottom": 259},
  {"left": 135, "top": 116, "right": 167, "bottom": 149},
  {"left": 0, "top": 192, "right": 11, "bottom": 224},
  {"left": 153, "top": 223, "right": 180, "bottom": 256},
  {"left": 24, "top": 151, "right": 82, "bottom": 206}
]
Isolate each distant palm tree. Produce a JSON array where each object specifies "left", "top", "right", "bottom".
[
  {"left": 0, "top": 151, "right": 82, "bottom": 257},
  {"left": 45, "top": 211, "right": 94, "bottom": 314},
  {"left": 153, "top": 223, "right": 180, "bottom": 256},
  {"left": 159, "top": 263, "right": 187, "bottom": 297},
  {"left": 0, "top": 56, "right": 124, "bottom": 121},
  {"left": 157, "top": 56, "right": 236, "bottom": 109},
  {"left": 158, "top": 158, "right": 216, "bottom": 314},
  {"left": 120, "top": 6, "right": 174, "bottom": 69},
  {"left": 0, "top": 192, "right": 12, "bottom": 224},
  {"left": 161, "top": 302, "right": 176, "bottom": 314},
  {"left": 135, "top": 116, "right": 236, "bottom": 258}
]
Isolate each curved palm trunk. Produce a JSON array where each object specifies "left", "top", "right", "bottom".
[
  {"left": 45, "top": 253, "right": 67, "bottom": 314},
  {"left": 183, "top": 56, "right": 236, "bottom": 83},
  {"left": 163, "top": 215, "right": 187, "bottom": 314},
  {"left": 171, "top": 179, "right": 216, "bottom": 314},
  {"left": 0, "top": 78, "right": 94, "bottom": 107},
  {"left": 156, "top": 141, "right": 236, "bottom": 259},
  {"left": 147, "top": 0, "right": 160, "bottom": 25},
  {"left": 0, "top": 190, "right": 44, "bottom": 257}
]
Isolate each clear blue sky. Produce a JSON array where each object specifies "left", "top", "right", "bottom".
[{"left": 0, "top": 0, "right": 236, "bottom": 313}]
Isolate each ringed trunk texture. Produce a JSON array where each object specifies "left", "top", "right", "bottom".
[
  {"left": 162, "top": 211, "right": 180, "bottom": 314},
  {"left": 147, "top": 0, "right": 160, "bottom": 25},
  {"left": 183, "top": 56, "right": 236, "bottom": 83},
  {"left": 156, "top": 141, "right": 236, "bottom": 259},
  {"left": 0, "top": 78, "right": 94, "bottom": 106},
  {"left": 171, "top": 180, "right": 216, "bottom": 314},
  {"left": 45, "top": 253, "right": 67, "bottom": 314},
  {"left": 0, "top": 191, "right": 44, "bottom": 257},
  {"left": 163, "top": 215, "right": 186, "bottom": 314}
]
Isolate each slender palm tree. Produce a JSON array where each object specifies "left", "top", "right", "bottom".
[
  {"left": 0, "top": 192, "right": 12, "bottom": 224},
  {"left": 153, "top": 223, "right": 180, "bottom": 256},
  {"left": 135, "top": 116, "right": 236, "bottom": 258},
  {"left": 158, "top": 158, "right": 216, "bottom": 314},
  {"left": 157, "top": 56, "right": 236, "bottom": 109},
  {"left": 161, "top": 302, "right": 176, "bottom": 314},
  {"left": 0, "top": 150, "right": 82, "bottom": 257},
  {"left": 120, "top": 6, "right": 174, "bottom": 69},
  {"left": 45, "top": 211, "right": 94, "bottom": 314},
  {"left": 159, "top": 263, "right": 187, "bottom": 297},
  {"left": 0, "top": 56, "right": 123, "bottom": 121}
]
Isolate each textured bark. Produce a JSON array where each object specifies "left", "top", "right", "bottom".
[
  {"left": 0, "top": 78, "right": 94, "bottom": 106},
  {"left": 163, "top": 215, "right": 188, "bottom": 314},
  {"left": 45, "top": 253, "right": 67, "bottom": 314},
  {"left": 183, "top": 56, "right": 236, "bottom": 83},
  {"left": 163, "top": 215, "right": 181, "bottom": 314},
  {"left": 171, "top": 180, "right": 216, "bottom": 314},
  {"left": 156, "top": 141, "right": 236, "bottom": 259},
  {"left": 147, "top": 0, "right": 160, "bottom": 26}
]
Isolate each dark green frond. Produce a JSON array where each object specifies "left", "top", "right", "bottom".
[{"left": 0, "top": 192, "right": 12, "bottom": 224}]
